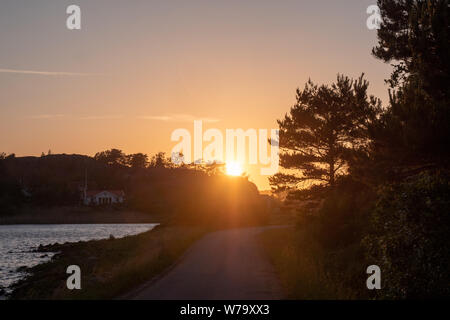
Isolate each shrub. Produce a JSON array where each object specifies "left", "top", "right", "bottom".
[
  {"left": 314, "top": 177, "right": 374, "bottom": 250},
  {"left": 286, "top": 177, "right": 376, "bottom": 298},
  {"left": 363, "top": 171, "right": 450, "bottom": 299}
]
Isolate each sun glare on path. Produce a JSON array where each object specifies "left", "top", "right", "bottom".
[{"left": 226, "top": 161, "right": 243, "bottom": 176}]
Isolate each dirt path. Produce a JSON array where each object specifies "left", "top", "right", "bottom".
[{"left": 127, "top": 226, "right": 285, "bottom": 300}]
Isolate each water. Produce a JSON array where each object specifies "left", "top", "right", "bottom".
[{"left": 0, "top": 224, "right": 158, "bottom": 296}]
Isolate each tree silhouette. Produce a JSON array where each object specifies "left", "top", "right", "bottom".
[
  {"left": 127, "top": 153, "right": 149, "bottom": 169},
  {"left": 270, "top": 74, "right": 381, "bottom": 192},
  {"left": 94, "top": 149, "right": 127, "bottom": 166},
  {"left": 374, "top": 0, "right": 449, "bottom": 98},
  {"left": 369, "top": 0, "right": 450, "bottom": 166},
  {"left": 149, "top": 152, "right": 172, "bottom": 168},
  {"left": 186, "top": 160, "right": 226, "bottom": 176}
]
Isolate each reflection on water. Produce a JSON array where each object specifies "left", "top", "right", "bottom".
[{"left": 0, "top": 224, "right": 158, "bottom": 296}]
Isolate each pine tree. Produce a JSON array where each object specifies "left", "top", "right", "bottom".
[
  {"left": 370, "top": 0, "right": 450, "bottom": 166},
  {"left": 270, "top": 74, "right": 381, "bottom": 192}
]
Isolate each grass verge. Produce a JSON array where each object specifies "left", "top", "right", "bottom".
[
  {"left": 258, "top": 227, "right": 356, "bottom": 299},
  {"left": 10, "top": 225, "right": 206, "bottom": 299}
]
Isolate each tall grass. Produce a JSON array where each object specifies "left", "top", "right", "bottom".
[{"left": 259, "top": 227, "right": 361, "bottom": 299}]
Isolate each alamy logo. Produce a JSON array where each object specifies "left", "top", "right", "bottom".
[
  {"left": 366, "top": 265, "right": 381, "bottom": 290},
  {"left": 66, "top": 265, "right": 81, "bottom": 290},
  {"left": 66, "top": 5, "right": 81, "bottom": 30},
  {"left": 170, "top": 120, "right": 279, "bottom": 175},
  {"left": 366, "top": 5, "right": 382, "bottom": 30}
]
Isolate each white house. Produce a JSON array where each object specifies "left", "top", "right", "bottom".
[{"left": 83, "top": 190, "right": 125, "bottom": 206}]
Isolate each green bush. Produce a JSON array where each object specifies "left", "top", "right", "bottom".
[
  {"left": 290, "top": 177, "right": 376, "bottom": 298},
  {"left": 315, "top": 177, "right": 374, "bottom": 250},
  {"left": 363, "top": 171, "right": 450, "bottom": 299}
]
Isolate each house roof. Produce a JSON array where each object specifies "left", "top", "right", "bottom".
[{"left": 86, "top": 190, "right": 125, "bottom": 197}]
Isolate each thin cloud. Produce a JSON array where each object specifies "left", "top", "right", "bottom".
[
  {"left": 29, "top": 114, "right": 66, "bottom": 119},
  {"left": 0, "top": 68, "right": 104, "bottom": 76},
  {"left": 79, "top": 115, "right": 123, "bottom": 120},
  {"left": 139, "top": 114, "right": 220, "bottom": 123},
  {"left": 140, "top": 115, "right": 172, "bottom": 121},
  {"left": 28, "top": 114, "right": 122, "bottom": 120}
]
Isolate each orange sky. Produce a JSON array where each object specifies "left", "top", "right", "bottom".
[{"left": 0, "top": 0, "right": 391, "bottom": 190}]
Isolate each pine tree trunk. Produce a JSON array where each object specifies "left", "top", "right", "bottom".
[{"left": 329, "top": 161, "right": 335, "bottom": 187}]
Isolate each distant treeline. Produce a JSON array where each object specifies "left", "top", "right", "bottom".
[{"left": 0, "top": 151, "right": 268, "bottom": 227}]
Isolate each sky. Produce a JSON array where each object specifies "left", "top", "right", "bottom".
[{"left": 0, "top": 0, "right": 392, "bottom": 190}]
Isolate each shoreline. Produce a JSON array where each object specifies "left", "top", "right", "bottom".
[
  {"left": 1, "top": 223, "right": 162, "bottom": 298},
  {"left": 8, "top": 225, "right": 206, "bottom": 300},
  {"left": 0, "top": 206, "right": 164, "bottom": 225}
]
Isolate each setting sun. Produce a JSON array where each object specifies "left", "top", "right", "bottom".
[{"left": 226, "top": 161, "right": 243, "bottom": 176}]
